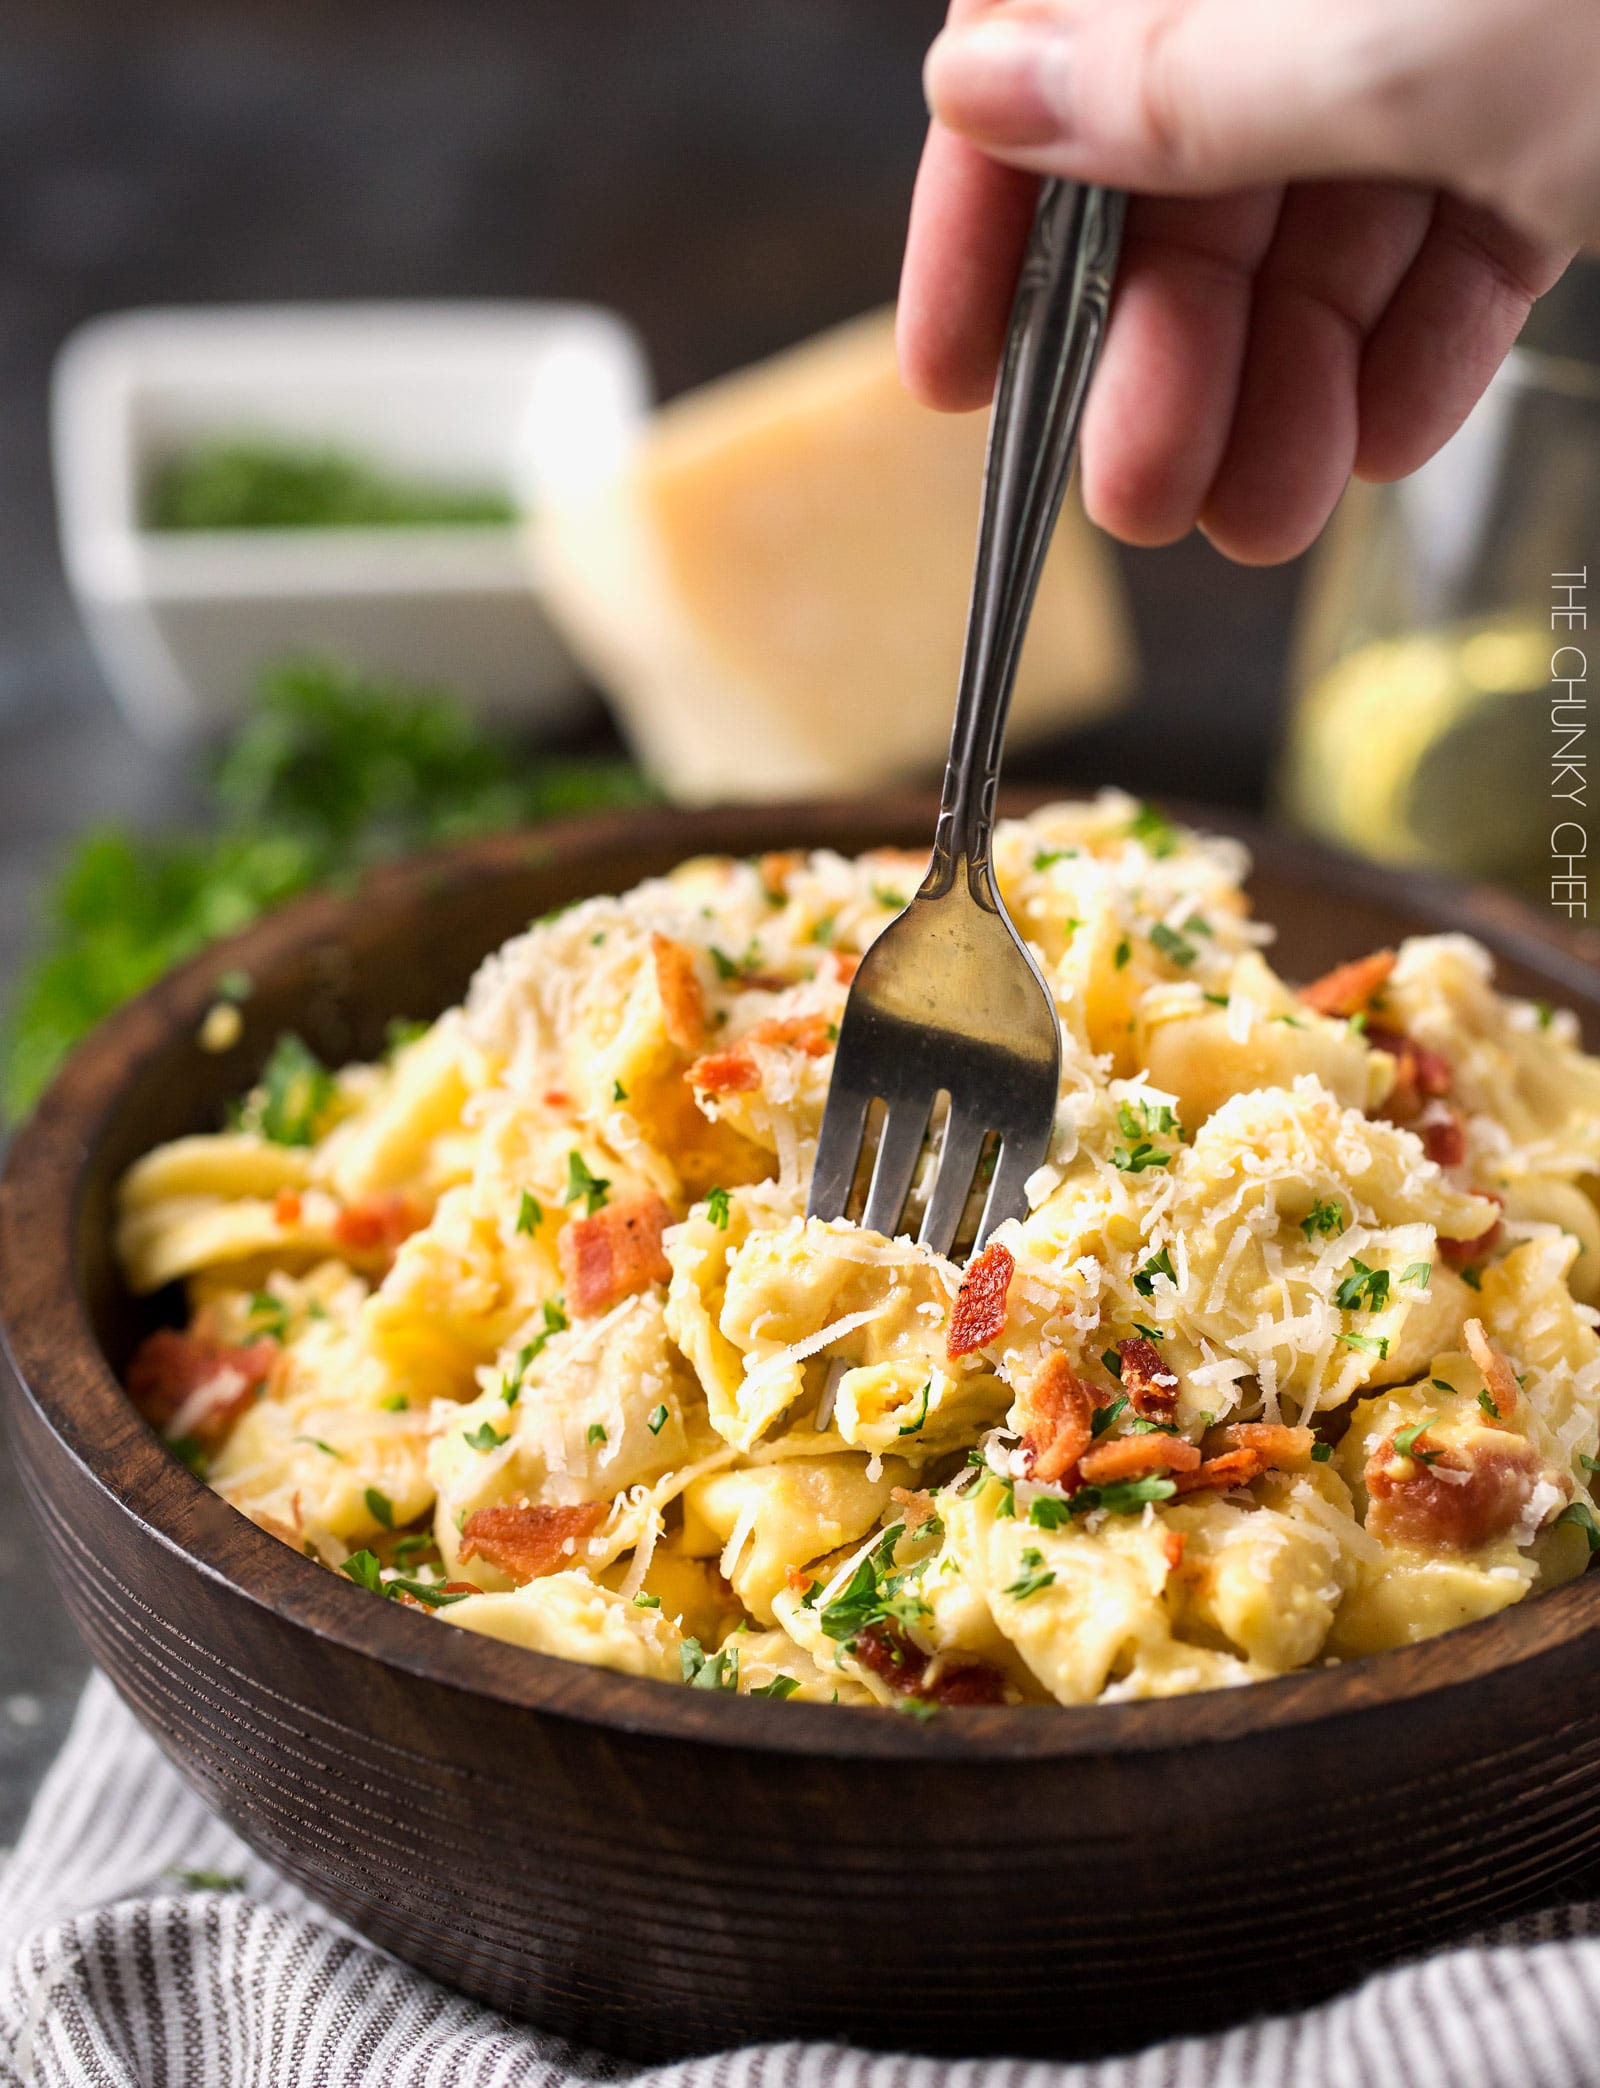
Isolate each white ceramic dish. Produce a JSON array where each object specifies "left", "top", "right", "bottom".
[{"left": 52, "top": 301, "right": 652, "bottom": 740}]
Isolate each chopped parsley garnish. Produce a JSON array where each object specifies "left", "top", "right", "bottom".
[
  {"left": 706, "top": 1185, "right": 731, "bottom": 1230},
  {"left": 1393, "top": 1418, "right": 1440, "bottom": 1465},
  {"left": 1004, "top": 1548, "right": 1056, "bottom": 1600},
  {"left": 1338, "top": 1332, "right": 1390, "bottom": 1358},
  {"left": 1401, "top": 1261, "right": 1432, "bottom": 1289},
  {"left": 587, "top": 1424, "right": 608, "bottom": 1446},
  {"left": 1134, "top": 1247, "right": 1176, "bottom": 1296},
  {"left": 564, "top": 1152, "right": 610, "bottom": 1215},
  {"left": 1149, "top": 922, "right": 1197, "bottom": 968},
  {"left": 1090, "top": 1394, "right": 1129, "bottom": 1440},
  {"left": 1114, "top": 937, "right": 1132, "bottom": 970},
  {"left": 247, "top": 1290, "right": 290, "bottom": 1341},
  {"left": 750, "top": 1674, "right": 802, "bottom": 1700},
  {"left": 1580, "top": 1453, "right": 1600, "bottom": 1473},
  {"left": 1460, "top": 1265, "right": 1483, "bottom": 1290},
  {"left": 1557, "top": 1502, "right": 1600, "bottom": 1552},
  {"left": 872, "top": 885, "right": 907, "bottom": 911},
  {"left": 242, "top": 1033, "right": 337, "bottom": 1147},
  {"left": 1535, "top": 1000, "right": 1555, "bottom": 1031},
  {"left": 1335, "top": 1258, "right": 1391, "bottom": 1313},
  {"left": 384, "top": 1017, "right": 428, "bottom": 1053},
  {"left": 1032, "top": 847, "right": 1076, "bottom": 871},
  {"left": 516, "top": 1190, "right": 542, "bottom": 1236},
  {"left": 819, "top": 1525, "right": 930, "bottom": 1645},
  {"left": 1310, "top": 1442, "right": 1333, "bottom": 1463},
  {"left": 391, "top": 1533, "right": 436, "bottom": 1567},
  {"left": 363, "top": 1487, "right": 394, "bottom": 1529},
  {"left": 1029, "top": 1496, "right": 1075, "bottom": 1530},
  {"left": 807, "top": 917, "right": 837, "bottom": 947},
  {"left": 646, "top": 1403, "right": 669, "bottom": 1435},
  {"left": 1430, "top": 1378, "right": 1457, "bottom": 1396},
  {"left": 1270, "top": 1013, "right": 1304, "bottom": 1029},
  {"left": 1069, "top": 1475, "right": 1178, "bottom": 1517},
  {"left": 1101, "top": 1347, "right": 1123, "bottom": 1379},
  {"left": 825, "top": 1022, "right": 840, "bottom": 1043},
  {"left": 379, "top": 1392, "right": 409, "bottom": 1412},
  {"left": 1127, "top": 802, "right": 1179, "bottom": 857},
  {"left": 168, "top": 1435, "right": 207, "bottom": 1476},
  {"left": 1128, "top": 1416, "right": 1178, "bottom": 1436},
  {"left": 897, "top": 1382, "right": 931, "bottom": 1436},
  {"left": 612, "top": 1080, "right": 628, "bottom": 1103},
  {"left": 1203, "top": 991, "right": 1230, "bottom": 1007},
  {"left": 340, "top": 1549, "right": 384, "bottom": 1592},
  {"left": 1134, "top": 1323, "right": 1164, "bottom": 1341},
  {"left": 633, "top": 1591, "right": 661, "bottom": 1609},
  {"left": 296, "top": 1435, "right": 343, "bottom": 1459},
  {"left": 1301, "top": 1199, "right": 1346, "bottom": 1240},
  {"left": 389, "top": 1577, "right": 474, "bottom": 1608},
  {"left": 681, "top": 1638, "right": 740, "bottom": 1690},
  {"left": 1477, "top": 1389, "right": 1501, "bottom": 1419},
  {"left": 1347, "top": 1011, "right": 1369, "bottom": 1035},
  {"left": 463, "top": 1420, "right": 508, "bottom": 1453},
  {"left": 1183, "top": 913, "right": 1212, "bottom": 938},
  {"left": 709, "top": 946, "right": 740, "bottom": 981},
  {"left": 1111, "top": 1098, "right": 1181, "bottom": 1173}
]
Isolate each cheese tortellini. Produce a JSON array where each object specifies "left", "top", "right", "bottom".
[{"left": 114, "top": 795, "right": 1600, "bottom": 1710}]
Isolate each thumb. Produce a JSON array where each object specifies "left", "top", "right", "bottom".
[{"left": 922, "top": 0, "right": 1436, "bottom": 197}]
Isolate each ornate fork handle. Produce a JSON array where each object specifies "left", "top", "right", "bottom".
[{"left": 925, "top": 180, "right": 1126, "bottom": 900}]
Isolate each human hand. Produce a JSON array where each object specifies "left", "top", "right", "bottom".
[{"left": 898, "top": 0, "right": 1590, "bottom": 563}]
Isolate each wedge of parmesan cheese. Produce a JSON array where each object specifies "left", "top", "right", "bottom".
[{"left": 533, "top": 309, "right": 1132, "bottom": 801}]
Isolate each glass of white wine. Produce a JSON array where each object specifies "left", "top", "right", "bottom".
[{"left": 1276, "top": 348, "right": 1600, "bottom": 891}]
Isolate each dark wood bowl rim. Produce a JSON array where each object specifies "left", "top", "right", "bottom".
[{"left": 5, "top": 793, "right": 1600, "bottom": 1764}]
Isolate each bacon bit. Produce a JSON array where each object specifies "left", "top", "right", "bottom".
[
  {"left": 1018, "top": 1352, "right": 1098, "bottom": 1486},
  {"left": 1299, "top": 950, "right": 1396, "bottom": 1019},
  {"left": 558, "top": 1194, "right": 674, "bottom": 1316},
  {"left": 1364, "top": 1429, "right": 1544, "bottom": 1552},
  {"left": 441, "top": 1580, "right": 483, "bottom": 1596},
  {"left": 1171, "top": 1447, "right": 1275, "bottom": 1497},
  {"left": 332, "top": 1192, "right": 426, "bottom": 1258},
  {"left": 125, "top": 1328, "right": 278, "bottom": 1450},
  {"left": 687, "top": 1043, "right": 760, "bottom": 1095},
  {"left": 273, "top": 1188, "right": 303, "bottom": 1226},
  {"left": 1078, "top": 1434, "right": 1202, "bottom": 1485},
  {"left": 688, "top": 1013, "right": 835, "bottom": 1096},
  {"left": 1367, "top": 1024, "right": 1453, "bottom": 1121},
  {"left": 759, "top": 851, "right": 803, "bottom": 900},
  {"left": 852, "top": 1620, "right": 928, "bottom": 1693},
  {"left": 459, "top": 1502, "right": 608, "bottom": 1583},
  {"left": 889, "top": 1486, "right": 937, "bottom": 1534},
  {"left": 1464, "top": 1318, "right": 1521, "bottom": 1424},
  {"left": 1213, "top": 1422, "right": 1316, "bottom": 1467},
  {"left": 784, "top": 1565, "right": 818, "bottom": 1596},
  {"left": 829, "top": 951, "right": 861, "bottom": 986},
  {"left": 1163, "top": 1530, "right": 1188, "bottom": 1575},
  {"left": 947, "top": 1243, "right": 1014, "bottom": 1360},
  {"left": 926, "top": 1661, "right": 1007, "bottom": 1707},
  {"left": 544, "top": 1088, "right": 572, "bottom": 1110},
  {"left": 1418, "top": 1107, "right": 1467, "bottom": 1170},
  {"left": 651, "top": 933, "right": 707, "bottom": 1054},
  {"left": 1117, "top": 1336, "right": 1179, "bottom": 1420}
]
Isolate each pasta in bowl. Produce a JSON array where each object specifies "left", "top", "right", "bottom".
[{"left": 115, "top": 792, "right": 1600, "bottom": 1711}]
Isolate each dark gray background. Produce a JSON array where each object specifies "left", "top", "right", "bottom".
[{"left": 1, "top": 0, "right": 1596, "bottom": 1856}]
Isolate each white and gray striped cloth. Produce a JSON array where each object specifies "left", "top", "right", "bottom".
[{"left": 5, "top": 1676, "right": 1600, "bottom": 2088}]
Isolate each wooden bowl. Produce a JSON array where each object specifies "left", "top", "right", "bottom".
[{"left": 5, "top": 796, "right": 1600, "bottom": 2064}]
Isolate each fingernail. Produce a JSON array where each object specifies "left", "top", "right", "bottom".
[{"left": 924, "top": 18, "right": 1076, "bottom": 145}]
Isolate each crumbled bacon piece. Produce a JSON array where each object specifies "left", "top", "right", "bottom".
[
  {"left": 890, "top": 1486, "right": 937, "bottom": 1534},
  {"left": 1418, "top": 1107, "right": 1467, "bottom": 1170},
  {"left": 947, "top": 1243, "right": 1013, "bottom": 1360},
  {"left": 273, "top": 1188, "right": 303, "bottom": 1226},
  {"left": 785, "top": 1566, "right": 818, "bottom": 1596},
  {"left": 828, "top": 951, "right": 861, "bottom": 986},
  {"left": 1299, "top": 950, "right": 1396, "bottom": 1019},
  {"left": 926, "top": 1661, "right": 1007, "bottom": 1707},
  {"left": 1171, "top": 1447, "right": 1274, "bottom": 1496},
  {"left": 651, "top": 933, "right": 707, "bottom": 1054},
  {"left": 688, "top": 1013, "right": 834, "bottom": 1096},
  {"left": 1364, "top": 1428, "right": 1545, "bottom": 1552},
  {"left": 544, "top": 1088, "right": 572, "bottom": 1110},
  {"left": 1018, "top": 1352, "right": 1099, "bottom": 1485},
  {"left": 759, "top": 851, "right": 803, "bottom": 900},
  {"left": 125, "top": 1328, "right": 278, "bottom": 1450},
  {"left": 852, "top": 1621, "right": 928, "bottom": 1692},
  {"left": 1464, "top": 1317, "right": 1521, "bottom": 1424},
  {"left": 559, "top": 1194, "right": 674, "bottom": 1316},
  {"left": 1078, "top": 1433, "right": 1202, "bottom": 1485},
  {"left": 1163, "top": 1530, "right": 1187, "bottom": 1574},
  {"left": 1367, "top": 1023, "right": 1453, "bottom": 1121},
  {"left": 1117, "top": 1336, "right": 1179, "bottom": 1420},
  {"left": 1213, "top": 1423, "right": 1316, "bottom": 1466},
  {"left": 459, "top": 1501, "right": 608, "bottom": 1583},
  {"left": 332, "top": 1192, "right": 426, "bottom": 1258}
]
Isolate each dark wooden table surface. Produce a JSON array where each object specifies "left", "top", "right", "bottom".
[{"left": 7, "top": 0, "right": 1596, "bottom": 1860}]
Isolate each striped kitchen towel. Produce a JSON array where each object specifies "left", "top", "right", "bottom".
[{"left": 5, "top": 1675, "right": 1600, "bottom": 2088}]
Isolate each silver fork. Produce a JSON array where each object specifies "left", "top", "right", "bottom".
[{"left": 808, "top": 180, "right": 1125, "bottom": 1278}]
